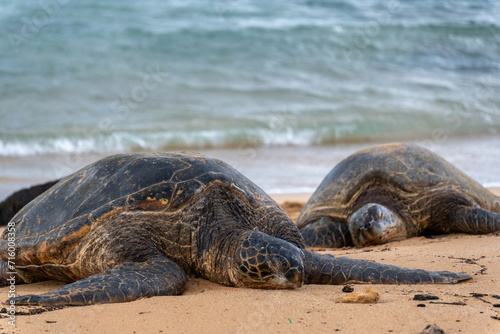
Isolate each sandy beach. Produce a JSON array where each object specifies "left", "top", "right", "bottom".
[{"left": 0, "top": 188, "right": 498, "bottom": 334}]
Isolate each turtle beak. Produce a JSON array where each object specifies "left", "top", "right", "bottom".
[
  {"left": 353, "top": 219, "right": 385, "bottom": 247},
  {"left": 354, "top": 218, "right": 405, "bottom": 247},
  {"left": 283, "top": 265, "right": 303, "bottom": 287}
]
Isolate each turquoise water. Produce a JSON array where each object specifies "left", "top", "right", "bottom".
[{"left": 0, "top": 0, "right": 499, "bottom": 156}]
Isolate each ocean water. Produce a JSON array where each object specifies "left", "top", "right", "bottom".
[{"left": 0, "top": 0, "right": 499, "bottom": 195}]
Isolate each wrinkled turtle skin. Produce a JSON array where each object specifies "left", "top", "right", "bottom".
[
  {"left": 297, "top": 143, "right": 500, "bottom": 248},
  {"left": 0, "top": 152, "right": 470, "bottom": 306}
]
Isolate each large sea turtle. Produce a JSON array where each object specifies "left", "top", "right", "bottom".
[
  {"left": 0, "top": 152, "right": 470, "bottom": 306},
  {"left": 297, "top": 143, "right": 500, "bottom": 248}
]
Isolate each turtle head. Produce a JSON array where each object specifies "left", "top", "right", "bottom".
[
  {"left": 349, "top": 203, "right": 405, "bottom": 247},
  {"left": 231, "top": 231, "right": 304, "bottom": 289}
]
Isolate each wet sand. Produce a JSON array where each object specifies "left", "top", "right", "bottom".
[{"left": 0, "top": 189, "right": 499, "bottom": 334}]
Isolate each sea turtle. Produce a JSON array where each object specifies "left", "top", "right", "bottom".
[
  {"left": 297, "top": 143, "right": 500, "bottom": 248},
  {"left": 0, "top": 180, "right": 58, "bottom": 226},
  {"left": 0, "top": 152, "right": 470, "bottom": 306}
]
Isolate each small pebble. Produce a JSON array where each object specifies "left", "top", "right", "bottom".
[
  {"left": 417, "top": 304, "right": 426, "bottom": 307},
  {"left": 342, "top": 285, "right": 354, "bottom": 293},
  {"left": 414, "top": 294, "right": 439, "bottom": 301}
]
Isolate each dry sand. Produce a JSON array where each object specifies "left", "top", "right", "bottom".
[{"left": 1, "top": 189, "right": 499, "bottom": 334}]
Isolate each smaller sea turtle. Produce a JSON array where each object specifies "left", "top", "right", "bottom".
[
  {"left": 297, "top": 143, "right": 500, "bottom": 248},
  {"left": 0, "top": 152, "right": 470, "bottom": 306}
]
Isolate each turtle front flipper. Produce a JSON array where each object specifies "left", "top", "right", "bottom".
[
  {"left": 450, "top": 206, "right": 500, "bottom": 234},
  {"left": 9, "top": 256, "right": 187, "bottom": 306},
  {"left": 303, "top": 250, "right": 471, "bottom": 285},
  {"left": 300, "top": 217, "right": 353, "bottom": 248}
]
